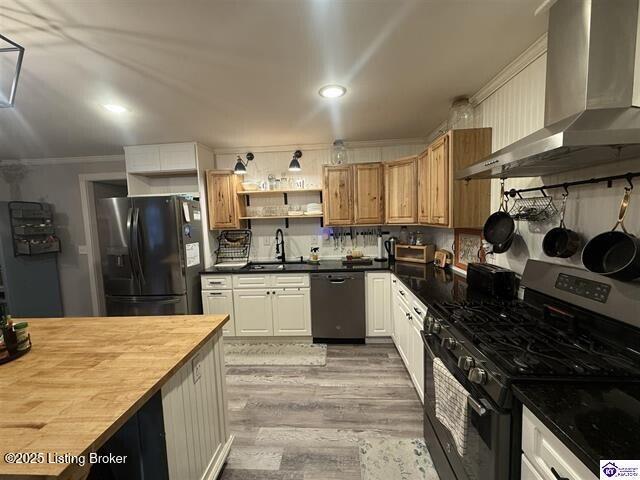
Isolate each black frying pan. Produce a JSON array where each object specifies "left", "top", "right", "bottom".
[
  {"left": 542, "top": 193, "right": 581, "bottom": 258},
  {"left": 483, "top": 183, "right": 515, "bottom": 252},
  {"left": 582, "top": 188, "right": 640, "bottom": 281}
]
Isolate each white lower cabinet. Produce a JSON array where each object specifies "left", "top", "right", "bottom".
[
  {"left": 272, "top": 288, "right": 311, "bottom": 335},
  {"left": 391, "top": 274, "right": 424, "bottom": 403},
  {"left": 233, "top": 289, "right": 274, "bottom": 336},
  {"left": 365, "top": 272, "right": 392, "bottom": 336},
  {"left": 201, "top": 290, "right": 236, "bottom": 336},
  {"left": 410, "top": 319, "right": 424, "bottom": 402},
  {"left": 522, "top": 406, "right": 597, "bottom": 480},
  {"left": 204, "top": 274, "right": 313, "bottom": 337}
]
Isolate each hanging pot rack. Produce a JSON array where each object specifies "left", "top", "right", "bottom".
[{"left": 504, "top": 171, "right": 639, "bottom": 199}]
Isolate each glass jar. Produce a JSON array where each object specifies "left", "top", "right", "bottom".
[{"left": 331, "top": 140, "right": 348, "bottom": 165}]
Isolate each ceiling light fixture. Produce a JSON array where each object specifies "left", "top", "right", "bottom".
[
  {"left": 234, "top": 152, "right": 254, "bottom": 175},
  {"left": 0, "top": 33, "right": 25, "bottom": 108},
  {"left": 103, "top": 104, "right": 129, "bottom": 114},
  {"left": 318, "top": 84, "right": 346, "bottom": 99},
  {"left": 288, "top": 150, "right": 303, "bottom": 172}
]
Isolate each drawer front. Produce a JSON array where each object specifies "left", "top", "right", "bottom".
[
  {"left": 411, "top": 298, "right": 427, "bottom": 322},
  {"left": 522, "top": 407, "right": 598, "bottom": 480},
  {"left": 395, "top": 282, "right": 412, "bottom": 308},
  {"left": 233, "top": 274, "right": 270, "bottom": 289},
  {"left": 202, "top": 275, "right": 232, "bottom": 290},
  {"left": 521, "top": 455, "right": 545, "bottom": 480},
  {"left": 272, "top": 274, "right": 310, "bottom": 288}
]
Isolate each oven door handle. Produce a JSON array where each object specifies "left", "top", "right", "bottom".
[
  {"left": 467, "top": 396, "right": 487, "bottom": 416},
  {"left": 420, "top": 331, "right": 436, "bottom": 360}
]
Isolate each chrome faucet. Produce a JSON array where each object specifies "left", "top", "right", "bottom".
[{"left": 275, "top": 228, "right": 286, "bottom": 263}]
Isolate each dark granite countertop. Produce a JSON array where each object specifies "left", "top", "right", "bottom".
[
  {"left": 514, "top": 383, "right": 640, "bottom": 476},
  {"left": 201, "top": 259, "right": 391, "bottom": 274}
]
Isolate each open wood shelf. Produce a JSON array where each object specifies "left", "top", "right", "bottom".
[{"left": 237, "top": 188, "right": 322, "bottom": 196}]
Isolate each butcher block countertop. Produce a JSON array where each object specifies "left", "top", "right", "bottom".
[{"left": 0, "top": 314, "right": 228, "bottom": 480}]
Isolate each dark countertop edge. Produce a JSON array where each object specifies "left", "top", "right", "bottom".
[
  {"left": 513, "top": 384, "right": 600, "bottom": 476},
  {"left": 200, "top": 261, "right": 392, "bottom": 275}
]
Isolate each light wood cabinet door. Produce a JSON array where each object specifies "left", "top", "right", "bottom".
[
  {"left": 233, "top": 289, "right": 273, "bottom": 336},
  {"left": 417, "top": 150, "right": 430, "bottom": 224},
  {"left": 384, "top": 156, "right": 417, "bottom": 224},
  {"left": 323, "top": 166, "right": 353, "bottom": 225},
  {"left": 272, "top": 288, "right": 311, "bottom": 336},
  {"left": 202, "top": 290, "right": 236, "bottom": 336},
  {"left": 206, "top": 170, "right": 240, "bottom": 229},
  {"left": 428, "top": 135, "right": 450, "bottom": 226},
  {"left": 353, "top": 163, "right": 384, "bottom": 225}
]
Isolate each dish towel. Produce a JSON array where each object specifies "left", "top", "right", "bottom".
[{"left": 433, "top": 357, "right": 470, "bottom": 457}]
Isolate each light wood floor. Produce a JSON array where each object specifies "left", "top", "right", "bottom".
[{"left": 220, "top": 343, "right": 424, "bottom": 479}]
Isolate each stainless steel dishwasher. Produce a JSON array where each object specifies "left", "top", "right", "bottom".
[{"left": 310, "top": 272, "right": 365, "bottom": 343}]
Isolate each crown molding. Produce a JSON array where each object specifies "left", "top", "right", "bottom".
[
  {"left": 212, "top": 137, "right": 427, "bottom": 156},
  {"left": 470, "top": 33, "right": 548, "bottom": 106},
  {"left": 1, "top": 154, "right": 124, "bottom": 166}
]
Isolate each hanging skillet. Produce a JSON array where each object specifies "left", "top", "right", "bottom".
[
  {"left": 483, "top": 181, "right": 515, "bottom": 253},
  {"left": 582, "top": 187, "right": 640, "bottom": 281},
  {"left": 542, "top": 191, "right": 581, "bottom": 258}
]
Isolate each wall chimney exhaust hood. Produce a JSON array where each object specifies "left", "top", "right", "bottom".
[{"left": 458, "top": 0, "right": 640, "bottom": 180}]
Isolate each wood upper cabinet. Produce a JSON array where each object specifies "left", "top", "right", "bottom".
[
  {"left": 384, "top": 156, "right": 418, "bottom": 224},
  {"left": 353, "top": 162, "right": 384, "bottom": 224},
  {"left": 428, "top": 135, "right": 450, "bottom": 226},
  {"left": 323, "top": 165, "right": 353, "bottom": 226},
  {"left": 206, "top": 170, "right": 243, "bottom": 229},
  {"left": 418, "top": 128, "right": 492, "bottom": 228},
  {"left": 417, "top": 150, "right": 430, "bottom": 223}
]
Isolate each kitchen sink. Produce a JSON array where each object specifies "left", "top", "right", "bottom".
[{"left": 247, "top": 260, "right": 307, "bottom": 270}]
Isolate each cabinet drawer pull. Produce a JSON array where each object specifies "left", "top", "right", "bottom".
[
  {"left": 413, "top": 307, "right": 423, "bottom": 316},
  {"left": 208, "top": 292, "right": 222, "bottom": 296},
  {"left": 399, "top": 290, "right": 405, "bottom": 296},
  {"left": 550, "top": 467, "right": 570, "bottom": 480},
  {"left": 208, "top": 280, "right": 223, "bottom": 284}
]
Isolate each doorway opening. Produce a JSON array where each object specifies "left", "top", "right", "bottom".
[{"left": 79, "top": 173, "right": 127, "bottom": 316}]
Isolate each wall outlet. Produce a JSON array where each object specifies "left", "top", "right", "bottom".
[
  {"left": 263, "top": 236, "right": 271, "bottom": 246},
  {"left": 192, "top": 352, "right": 202, "bottom": 384}
]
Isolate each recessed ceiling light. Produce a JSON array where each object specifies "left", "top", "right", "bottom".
[
  {"left": 102, "top": 104, "right": 129, "bottom": 113},
  {"left": 318, "top": 84, "right": 346, "bottom": 99}
]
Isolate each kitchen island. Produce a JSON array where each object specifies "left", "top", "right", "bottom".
[{"left": 0, "top": 314, "right": 232, "bottom": 480}]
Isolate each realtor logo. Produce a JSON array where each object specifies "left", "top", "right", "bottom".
[
  {"left": 600, "top": 460, "right": 640, "bottom": 479},
  {"left": 602, "top": 462, "right": 618, "bottom": 477}
]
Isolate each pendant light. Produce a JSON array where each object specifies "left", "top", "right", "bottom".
[
  {"left": 0, "top": 34, "right": 25, "bottom": 108},
  {"left": 234, "top": 152, "right": 254, "bottom": 175},
  {"left": 288, "top": 150, "right": 303, "bottom": 172}
]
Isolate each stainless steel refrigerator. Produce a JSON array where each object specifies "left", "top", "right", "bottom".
[{"left": 96, "top": 196, "right": 204, "bottom": 316}]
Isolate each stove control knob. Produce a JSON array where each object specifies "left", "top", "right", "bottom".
[
  {"left": 426, "top": 317, "right": 441, "bottom": 334},
  {"left": 468, "top": 367, "right": 488, "bottom": 385},
  {"left": 457, "top": 356, "right": 475, "bottom": 371},
  {"left": 441, "top": 337, "right": 457, "bottom": 350}
]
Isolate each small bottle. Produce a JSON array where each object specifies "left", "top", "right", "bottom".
[{"left": 13, "top": 322, "right": 30, "bottom": 351}]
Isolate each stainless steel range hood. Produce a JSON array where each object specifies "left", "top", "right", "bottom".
[{"left": 458, "top": 0, "right": 640, "bottom": 180}]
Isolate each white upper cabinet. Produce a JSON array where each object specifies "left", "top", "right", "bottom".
[
  {"left": 125, "top": 145, "right": 161, "bottom": 173},
  {"left": 125, "top": 142, "right": 197, "bottom": 174},
  {"left": 159, "top": 143, "right": 197, "bottom": 172}
]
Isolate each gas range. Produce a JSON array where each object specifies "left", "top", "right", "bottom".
[
  {"left": 421, "top": 260, "right": 640, "bottom": 480},
  {"left": 424, "top": 261, "right": 640, "bottom": 408}
]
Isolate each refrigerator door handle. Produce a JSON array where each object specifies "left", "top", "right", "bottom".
[
  {"left": 131, "top": 207, "right": 145, "bottom": 285},
  {"left": 126, "top": 207, "right": 136, "bottom": 280}
]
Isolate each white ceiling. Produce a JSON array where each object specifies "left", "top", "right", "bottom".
[{"left": 0, "top": 0, "right": 547, "bottom": 160}]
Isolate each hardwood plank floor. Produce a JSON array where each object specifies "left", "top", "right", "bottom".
[{"left": 220, "top": 344, "right": 425, "bottom": 480}]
